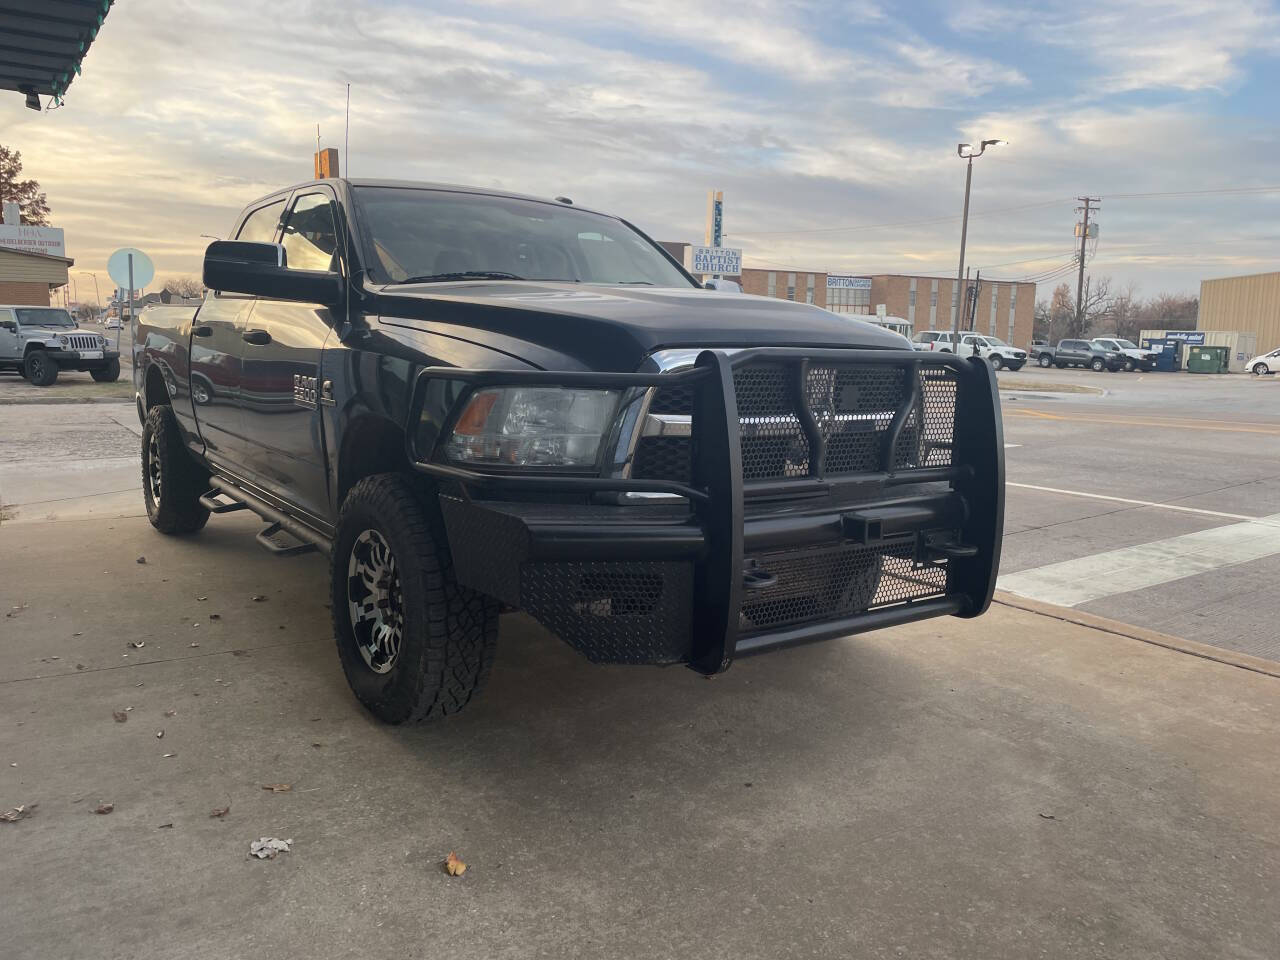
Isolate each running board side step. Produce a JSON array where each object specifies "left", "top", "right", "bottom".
[
  {"left": 205, "top": 476, "right": 332, "bottom": 557},
  {"left": 199, "top": 490, "right": 249, "bottom": 514},
  {"left": 256, "top": 521, "right": 317, "bottom": 557}
]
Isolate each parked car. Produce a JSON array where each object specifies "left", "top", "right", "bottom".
[
  {"left": 1042, "top": 338, "right": 1125, "bottom": 372},
  {"left": 0, "top": 304, "right": 121, "bottom": 385},
  {"left": 912, "top": 330, "right": 956, "bottom": 351},
  {"left": 956, "top": 334, "right": 1027, "bottom": 371},
  {"left": 1090, "top": 337, "right": 1158, "bottom": 372},
  {"left": 1246, "top": 347, "right": 1280, "bottom": 375},
  {"left": 133, "top": 177, "right": 1004, "bottom": 724}
]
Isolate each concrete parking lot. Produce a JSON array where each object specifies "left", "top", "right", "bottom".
[{"left": 2, "top": 369, "right": 1279, "bottom": 959}]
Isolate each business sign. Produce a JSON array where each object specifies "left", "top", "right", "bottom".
[
  {"left": 1164, "top": 331, "right": 1205, "bottom": 344},
  {"left": 0, "top": 223, "right": 66, "bottom": 258},
  {"left": 690, "top": 245, "right": 741, "bottom": 276},
  {"left": 826, "top": 275, "right": 871, "bottom": 290}
]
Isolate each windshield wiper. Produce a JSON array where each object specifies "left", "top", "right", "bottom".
[{"left": 396, "top": 271, "right": 525, "bottom": 283}]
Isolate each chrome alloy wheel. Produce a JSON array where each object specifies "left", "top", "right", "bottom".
[
  {"left": 347, "top": 529, "right": 404, "bottom": 674},
  {"left": 147, "top": 433, "right": 163, "bottom": 501}
]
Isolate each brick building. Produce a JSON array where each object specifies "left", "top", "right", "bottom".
[
  {"left": 733, "top": 267, "right": 1035, "bottom": 347},
  {"left": 0, "top": 246, "right": 72, "bottom": 306}
]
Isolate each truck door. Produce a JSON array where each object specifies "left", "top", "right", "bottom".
[
  {"left": 237, "top": 189, "right": 341, "bottom": 525},
  {"left": 191, "top": 197, "right": 286, "bottom": 469}
]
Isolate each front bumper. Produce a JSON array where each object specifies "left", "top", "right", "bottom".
[
  {"left": 50, "top": 348, "right": 118, "bottom": 368},
  {"left": 408, "top": 348, "right": 1004, "bottom": 673}
]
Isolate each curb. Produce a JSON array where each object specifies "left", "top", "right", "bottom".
[
  {"left": 993, "top": 591, "right": 1280, "bottom": 680},
  {"left": 0, "top": 396, "right": 133, "bottom": 405}
]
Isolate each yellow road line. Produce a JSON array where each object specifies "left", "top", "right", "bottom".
[{"left": 1005, "top": 408, "right": 1280, "bottom": 436}]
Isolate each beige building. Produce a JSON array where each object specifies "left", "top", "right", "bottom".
[
  {"left": 1199, "top": 271, "right": 1280, "bottom": 353},
  {"left": 0, "top": 246, "right": 72, "bottom": 306}
]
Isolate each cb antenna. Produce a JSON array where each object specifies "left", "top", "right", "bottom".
[{"left": 344, "top": 83, "right": 351, "bottom": 178}]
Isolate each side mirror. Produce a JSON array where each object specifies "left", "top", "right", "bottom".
[{"left": 202, "top": 240, "right": 343, "bottom": 307}]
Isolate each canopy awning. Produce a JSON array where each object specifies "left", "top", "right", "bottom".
[{"left": 0, "top": 0, "right": 115, "bottom": 108}]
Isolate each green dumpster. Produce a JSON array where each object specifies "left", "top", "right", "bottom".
[{"left": 1186, "top": 345, "right": 1229, "bottom": 374}]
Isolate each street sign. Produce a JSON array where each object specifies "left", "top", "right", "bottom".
[
  {"left": 876, "top": 303, "right": 887, "bottom": 318},
  {"left": 690, "top": 245, "right": 741, "bottom": 276},
  {"left": 827, "top": 275, "right": 871, "bottom": 290},
  {"left": 108, "top": 247, "right": 154, "bottom": 289}
]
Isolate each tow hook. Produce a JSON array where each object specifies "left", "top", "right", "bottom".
[{"left": 742, "top": 560, "right": 778, "bottom": 590}]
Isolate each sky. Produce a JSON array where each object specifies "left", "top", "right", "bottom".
[{"left": 1, "top": 0, "right": 1278, "bottom": 302}]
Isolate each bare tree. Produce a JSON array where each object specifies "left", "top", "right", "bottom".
[
  {"left": 0, "top": 145, "right": 50, "bottom": 225},
  {"left": 164, "top": 276, "right": 206, "bottom": 299}
]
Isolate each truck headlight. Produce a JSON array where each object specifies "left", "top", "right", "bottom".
[
  {"left": 445, "top": 387, "right": 620, "bottom": 468},
  {"left": 57, "top": 335, "right": 69, "bottom": 345}
]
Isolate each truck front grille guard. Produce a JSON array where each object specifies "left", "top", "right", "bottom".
[{"left": 406, "top": 348, "right": 1005, "bottom": 673}]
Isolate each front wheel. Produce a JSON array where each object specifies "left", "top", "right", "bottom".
[
  {"left": 141, "top": 405, "right": 210, "bottom": 534},
  {"left": 91, "top": 358, "right": 121, "bottom": 382},
  {"left": 24, "top": 350, "right": 58, "bottom": 386},
  {"left": 989, "top": 354, "right": 1004, "bottom": 370},
  {"left": 1038, "top": 354, "right": 1052, "bottom": 368},
  {"left": 1090, "top": 358, "right": 1106, "bottom": 371},
  {"left": 1255, "top": 363, "right": 1270, "bottom": 376},
  {"left": 1123, "top": 359, "right": 1135, "bottom": 372},
  {"left": 331, "top": 474, "right": 499, "bottom": 724}
]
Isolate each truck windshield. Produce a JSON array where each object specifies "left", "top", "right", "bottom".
[
  {"left": 352, "top": 186, "right": 694, "bottom": 288},
  {"left": 16, "top": 308, "right": 76, "bottom": 327}
]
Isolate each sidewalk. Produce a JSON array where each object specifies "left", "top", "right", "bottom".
[{"left": 2, "top": 513, "right": 1277, "bottom": 960}]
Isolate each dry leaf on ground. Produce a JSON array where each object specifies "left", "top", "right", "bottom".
[
  {"left": 112, "top": 711, "right": 128, "bottom": 723},
  {"left": 250, "top": 595, "right": 267, "bottom": 602},
  {"left": 164, "top": 709, "right": 177, "bottom": 718},
  {"left": 1, "top": 803, "right": 36, "bottom": 822},
  {"left": 210, "top": 806, "right": 230, "bottom": 818},
  {"left": 135, "top": 556, "right": 146, "bottom": 564},
  {"left": 93, "top": 802, "right": 114, "bottom": 815},
  {"left": 444, "top": 852, "right": 467, "bottom": 876},
  {"left": 261, "top": 783, "right": 292, "bottom": 793}
]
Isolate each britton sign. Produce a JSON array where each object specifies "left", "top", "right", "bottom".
[{"left": 690, "top": 245, "right": 742, "bottom": 276}]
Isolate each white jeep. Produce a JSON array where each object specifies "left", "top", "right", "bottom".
[{"left": 0, "top": 305, "right": 121, "bottom": 386}]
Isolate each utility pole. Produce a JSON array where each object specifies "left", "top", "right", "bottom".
[{"left": 1075, "top": 197, "right": 1099, "bottom": 334}]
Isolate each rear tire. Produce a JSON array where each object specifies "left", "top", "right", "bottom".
[
  {"left": 91, "top": 358, "right": 121, "bottom": 382},
  {"left": 331, "top": 474, "right": 499, "bottom": 724},
  {"left": 24, "top": 350, "right": 58, "bottom": 386},
  {"left": 989, "top": 354, "right": 1004, "bottom": 370},
  {"left": 141, "top": 405, "right": 210, "bottom": 534}
]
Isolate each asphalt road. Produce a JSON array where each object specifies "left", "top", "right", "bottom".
[{"left": 996, "top": 366, "right": 1280, "bottom": 661}]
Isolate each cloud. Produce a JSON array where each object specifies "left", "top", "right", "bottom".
[{"left": 0, "top": 0, "right": 1275, "bottom": 300}]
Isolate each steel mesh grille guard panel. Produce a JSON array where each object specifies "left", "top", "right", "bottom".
[{"left": 632, "top": 359, "right": 959, "bottom": 485}]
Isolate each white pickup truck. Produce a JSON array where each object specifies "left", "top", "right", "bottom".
[{"left": 1090, "top": 337, "right": 1158, "bottom": 372}]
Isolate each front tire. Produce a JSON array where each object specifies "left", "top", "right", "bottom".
[
  {"left": 1255, "top": 363, "right": 1270, "bottom": 376},
  {"left": 141, "top": 405, "right": 210, "bottom": 534},
  {"left": 1090, "top": 358, "right": 1106, "bottom": 371},
  {"left": 1038, "top": 354, "right": 1052, "bottom": 368},
  {"left": 91, "top": 358, "right": 121, "bottom": 382},
  {"left": 1123, "top": 359, "right": 1135, "bottom": 372},
  {"left": 331, "top": 474, "right": 499, "bottom": 724},
  {"left": 24, "top": 350, "right": 58, "bottom": 386}
]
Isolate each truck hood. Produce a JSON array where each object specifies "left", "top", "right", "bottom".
[{"left": 370, "top": 281, "right": 909, "bottom": 372}]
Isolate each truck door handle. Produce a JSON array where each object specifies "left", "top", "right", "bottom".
[
  {"left": 242, "top": 329, "right": 272, "bottom": 345},
  {"left": 192, "top": 325, "right": 213, "bottom": 337}
]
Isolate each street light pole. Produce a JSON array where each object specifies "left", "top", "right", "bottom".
[{"left": 951, "top": 139, "right": 1006, "bottom": 340}]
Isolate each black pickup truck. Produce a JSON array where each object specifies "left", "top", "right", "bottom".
[{"left": 133, "top": 179, "right": 1003, "bottom": 723}]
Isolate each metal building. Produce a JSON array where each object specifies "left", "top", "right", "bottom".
[{"left": 1199, "top": 271, "right": 1280, "bottom": 354}]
